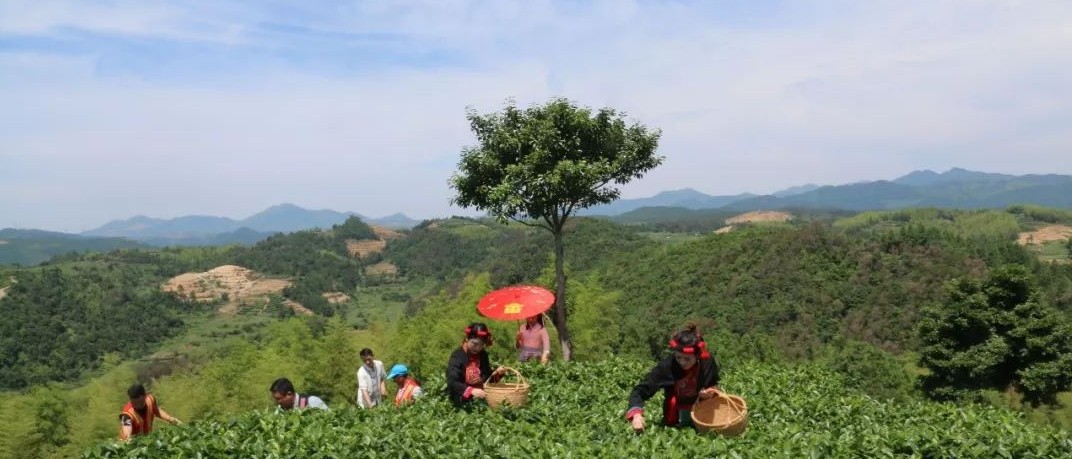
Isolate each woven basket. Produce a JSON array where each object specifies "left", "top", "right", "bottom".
[
  {"left": 483, "top": 367, "right": 530, "bottom": 409},
  {"left": 691, "top": 391, "right": 748, "bottom": 437}
]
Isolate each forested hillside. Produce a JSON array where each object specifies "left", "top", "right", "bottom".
[
  {"left": 0, "top": 209, "right": 1070, "bottom": 458},
  {"left": 0, "top": 229, "right": 148, "bottom": 266}
]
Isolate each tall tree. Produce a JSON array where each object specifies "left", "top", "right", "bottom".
[
  {"left": 451, "top": 98, "right": 663, "bottom": 360},
  {"left": 918, "top": 265, "right": 1072, "bottom": 405}
]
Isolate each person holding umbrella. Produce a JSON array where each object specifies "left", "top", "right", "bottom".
[
  {"left": 516, "top": 314, "right": 551, "bottom": 364},
  {"left": 446, "top": 322, "right": 506, "bottom": 406},
  {"left": 476, "top": 285, "right": 555, "bottom": 365}
]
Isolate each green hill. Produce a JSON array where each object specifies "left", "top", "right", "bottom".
[
  {"left": 85, "top": 359, "right": 1072, "bottom": 458},
  {"left": 0, "top": 229, "right": 147, "bottom": 266},
  {"left": 1, "top": 208, "right": 1071, "bottom": 458}
]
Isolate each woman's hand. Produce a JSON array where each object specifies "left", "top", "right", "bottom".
[
  {"left": 631, "top": 413, "right": 645, "bottom": 432},
  {"left": 492, "top": 366, "right": 506, "bottom": 378},
  {"left": 699, "top": 387, "right": 721, "bottom": 400},
  {"left": 540, "top": 354, "right": 549, "bottom": 365},
  {"left": 470, "top": 388, "right": 487, "bottom": 399}
]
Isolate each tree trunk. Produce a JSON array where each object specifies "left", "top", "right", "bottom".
[{"left": 551, "top": 229, "right": 573, "bottom": 361}]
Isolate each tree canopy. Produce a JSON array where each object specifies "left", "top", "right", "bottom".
[
  {"left": 450, "top": 98, "right": 663, "bottom": 360},
  {"left": 919, "top": 265, "right": 1072, "bottom": 405}
]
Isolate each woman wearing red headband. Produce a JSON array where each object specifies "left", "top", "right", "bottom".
[
  {"left": 446, "top": 322, "right": 506, "bottom": 406},
  {"left": 625, "top": 322, "right": 721, "bottom": 431}
]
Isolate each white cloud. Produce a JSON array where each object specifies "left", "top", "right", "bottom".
[{"left": 1, "top": 0, "right": 1071, "bottom": 230}]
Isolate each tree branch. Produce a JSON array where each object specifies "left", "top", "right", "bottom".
[{"left": 510, "top": 215, "right": 551, "bottom": 231}]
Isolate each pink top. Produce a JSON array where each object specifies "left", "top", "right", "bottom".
[{"left": 518, "top": 323, "right": 550, "bottom": 353}]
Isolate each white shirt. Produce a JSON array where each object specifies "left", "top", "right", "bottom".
[{"left": 356, "top": 360, "right": 386, "bottom": 408}]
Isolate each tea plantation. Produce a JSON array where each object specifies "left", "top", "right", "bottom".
[{"left": 86, "top": 359, "right": 1072, "bottom": 458}]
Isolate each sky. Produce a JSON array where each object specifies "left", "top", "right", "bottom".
[{"left": 2, "top": 0, "right": 1071, "bottom": 232}]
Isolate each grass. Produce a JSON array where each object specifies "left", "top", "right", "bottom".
[{"left": 1027, "top": 241, "right": 1071, "bottom": 263}]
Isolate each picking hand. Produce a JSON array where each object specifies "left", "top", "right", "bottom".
[
  {"left": 631, "top": 413, "right": 645, "bottom": 432},
  {"left": 470, "top": 388, "right": 487, "bottom": 399},
  {"left": 699, "top": 387, "right": 720, "bottom": 400},
  {"left": 492, "top": 367, "right": 506, "bottom": 378}
]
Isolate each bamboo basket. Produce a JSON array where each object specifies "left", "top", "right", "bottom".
[
  {"left": 483, "top": 367, "right": 530, "bottom": 409},
  {"left": 691, "top": 391, "right": 748, "bottom": 437}
]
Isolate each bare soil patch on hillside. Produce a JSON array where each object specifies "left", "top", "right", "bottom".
[
  {"left": 346, "top": 239, "right": 387, "bottom": 258},
  {"left": 365, "top": 261, "right": 399, "bottom": 277},
  {"left": 322, "top": 292, "right": 351, "bottom": 304},
  {"left": 715, "top": 211, "right": 794, "bottom": 234},
  {"left": 0, "top": 286, "right": 7, "bottom": 301},
  {"left": 1018, "top": 225, "right": 1072, "bottom": 245},
  {"left": 345, "top": 225, "right": 403, "bottom": 259},
  {"left": 371, "top": 225, "right": 404, "bottom": 240},
  {"left": 726, "top": 211, "right": 794, "bottom": 224},
  {"left": 162, "top": 265, "right": 310, "bottom": 316}
]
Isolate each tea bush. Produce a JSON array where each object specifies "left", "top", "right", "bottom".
[{"left": 86, "top": 359, "right": 1072, "bottom": 458}]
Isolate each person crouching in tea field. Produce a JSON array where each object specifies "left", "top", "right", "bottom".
[
  {"left": 385, "top": 364, "right": 423, "bottom": 406},
  {"left": 118, "top": 383, "right": 182, "bottom": 441},
  {"left": 625, "top": 322, "right": 721, "bottom": 431},
  {"left": 270, "top": 377, "right": 328, "bottom": 412},
  {"left": 446, "top": 322, "right": 506, "bottom": 406}
]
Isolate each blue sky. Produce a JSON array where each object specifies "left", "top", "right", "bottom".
[{"left": 2, "top": 0, "right": 1071, "bottom": 231}]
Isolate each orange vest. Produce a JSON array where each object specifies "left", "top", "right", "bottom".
[
  {"left": 119, "top": 394, "right": 159, "bottom": 439},
  {"left": 394, "top": 379, "right": 420, "bottom": 406}
]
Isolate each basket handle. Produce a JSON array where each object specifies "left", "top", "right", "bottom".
[
  {"left": 484, "top": 366, "right": 527, "bottom": 389},
  {"left": 712, "top": 391, "right": 745, "bottom": 418}
]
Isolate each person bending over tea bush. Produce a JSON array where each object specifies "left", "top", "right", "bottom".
[
  {"left": 385, "top": 364, "right": 423, "bottom": 406},
  {"left": 625, "top": 322, "right": 721, "bottom": 431},
  {"left": 270, "top": 377, "right": 328, "bottom": 412},
  {"left": 118, "top": 383, "right": 182, "bottom": 441}
]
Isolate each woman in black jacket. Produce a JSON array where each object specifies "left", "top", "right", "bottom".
[
  {"left": 446, "top": 322, "right": 505, "bottom": 405},
  {"left": 625, "top": 322, "right": 721, "bottom": 431}
]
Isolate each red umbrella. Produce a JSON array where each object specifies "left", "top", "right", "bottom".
[{"left": 476, "top": 285, "right": 555, "bottom": 321}]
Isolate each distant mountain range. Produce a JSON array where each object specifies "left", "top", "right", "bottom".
[
  {"left": 3, "top": 168, "right": 1071, "bottom": 266},
  {"left": 586, "top": 168, "right": 1072, "bottom": 215},
  {"left": 0, "top": 205, "right": 420, "bottom": 265},
  {"left": 81, "top": 204, "right": 420, "bottom": 243}
]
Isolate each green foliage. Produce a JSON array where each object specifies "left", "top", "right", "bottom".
[
  {"left": 7, "top": 384, "right": 74, "bottom": 459},
  {"left": 919, "top": 265, "right": 1072, "bottom": 405},
  {"left": 331, "top": 216, "right": 377, "bottom": 240},
  {"left": 605, "top": 223, "right": 987, "bottom": 360},
  {"left": 819, "top": 340, "right": 916, "bottom": 401},
  {"left": 0, "top": 266, "right": 189, "bottom": 389},
  {"left": 834, "top": 208, "right": 1021, "bottom": 240},
  {"left": 1007, "top": 205, "right": 1072, "bottom": 225},
  {"left": 535, "top": 269, "right": 620, "bottom": 361},
  {"left": 85, "top": 360, "right": 1072, "bottom": 458},
  {"left": 0, "top": 229, "right": 148, "bottom": 266},
  {"left": 451, "top": 98, "right": 663, "bottom": 225},
  {"left": 384, "top": 218, "right": 497, "bottom": 281},
  {"left": 302, "top": 318, "right": 360, "bottom": 403}
]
